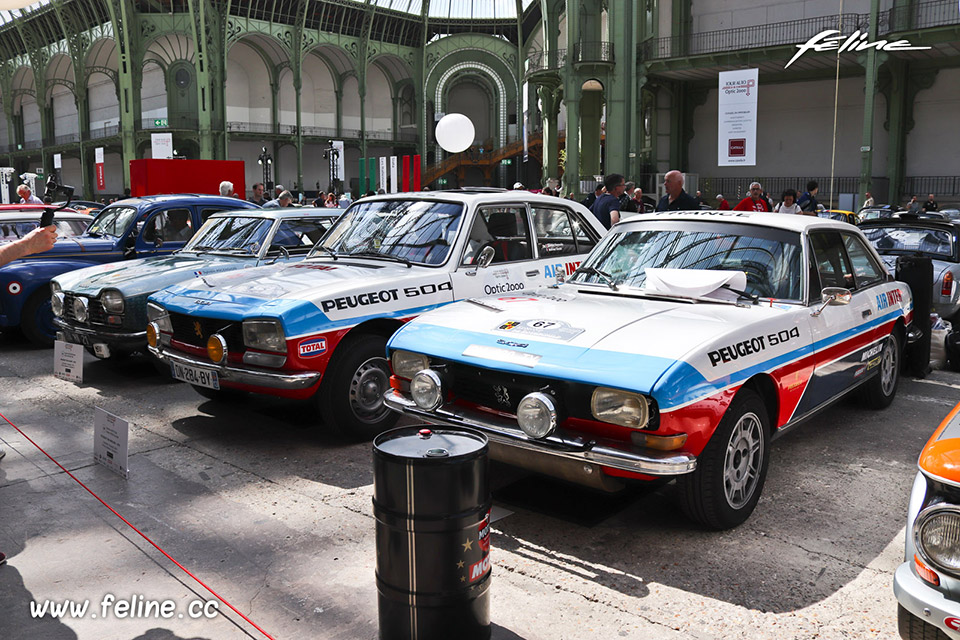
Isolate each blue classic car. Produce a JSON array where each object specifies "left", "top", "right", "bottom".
[
  {"left": 52, "top": 207, "right": 341, "bottom": 359},
  {"left": 0, "top": 194, "right": 258, "bottom": 346}
]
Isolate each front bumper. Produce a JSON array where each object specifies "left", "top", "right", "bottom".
[
  {"left": 894, "top": 562, "right": 960, "bottom": 638},
  {"left": 384, "top": 389, "right": 697, "bottom": 478},
  {"left": 149, "top": 344, "right": 321, "bottom": 390},
  {"left": 54, "top": 317, "right": 146, "bottom": 352}
]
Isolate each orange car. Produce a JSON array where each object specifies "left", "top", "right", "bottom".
[{"left": 895, "top": 402, "right": 960, "bottom": 639}]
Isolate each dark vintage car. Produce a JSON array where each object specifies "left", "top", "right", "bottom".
[{"left": 0, "top": 194, "right": 259, "bottom": 346}]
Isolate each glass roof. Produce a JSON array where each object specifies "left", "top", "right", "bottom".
[
  {"left": 0, "top": 1, "right": 51, "bottom": 26},
  {"left": 368, "top": 0, "right": 536, "bottom": 19}
]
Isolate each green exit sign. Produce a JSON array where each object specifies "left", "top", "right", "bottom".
[
  {"left": 154, "top": 118, "right": 168, "bottom": 127},
  {"left": 502, "top": 158, "right": 512, "bottom": 165}
]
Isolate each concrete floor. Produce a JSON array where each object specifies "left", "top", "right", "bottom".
[{"left": 1, "top": 331, "right": 957, "bottom": 640}]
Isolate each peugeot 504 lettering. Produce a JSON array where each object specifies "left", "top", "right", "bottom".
[
  {"left": 384, "top": 211, "right": 915, "bottom": 529},
  {"left": 51, "top": 207, "right": 340, "bottom": 360},
  {"left": 895, "top": 402, "right": 960, "bottom": 640},
  {"left": 0, "top": 194, "right": 258, "bottom": 347},
  {"left": 146, "top": 190, "right": 606, "bottom": 438}
]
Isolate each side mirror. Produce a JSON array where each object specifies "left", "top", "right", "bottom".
[
  {"left": 476, "top": 245, "right": 496, "bottom": 269},
  {"left": 811, "top": 287, "right": 852, "bottom": 317}
]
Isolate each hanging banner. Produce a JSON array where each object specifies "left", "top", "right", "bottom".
[
  {"left": 379, "top": 157, "right": 387, "bottom": 193},
  {"left": 522, "top": 81, "right": 529, "bottom": 163},
  {"left": 331, "top": 140, "right": 345, "bottom": 189},
  {"left": 53, "top": 153, "right": 62, "bottom": 169},
  {"left": 151, "top": 132, "right": 173, "bottom": 159},
  {"left": 368, "top": 158, "right": 377, "bottom": 192},
  {"left": 402, "top": 155, "right": 410, "bottom": 192},
  {"left": 717, "top": 69, "right": 758, "bottom": 167},
  {"left": 412, "top": 155, "right": 421, "bottom": 191},
  {"left": 389, "top": 156, "right": 398, "bottom": 193},
  {"left": 95, "top": 146, "right": 106, "bottom": 190}
]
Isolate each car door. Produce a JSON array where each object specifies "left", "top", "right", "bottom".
[
  {"left": 531, "top": 204, "right": 599, "bottom": 282},
  {"left": 136, "top": 207, "right": 196, "bottom": 256},
  {"left": 450, "top": 204, "right": 545, "bottom": 299},
  {"left": 798, "top": 229, "right": 886, "bottom": 413}
]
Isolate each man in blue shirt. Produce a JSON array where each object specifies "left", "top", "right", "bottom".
[{"left": 589, "top": 174, "right": 624, "bottom": 229}]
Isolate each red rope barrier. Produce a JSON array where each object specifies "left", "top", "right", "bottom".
[{"left": 0, "top": 411, "right": 277, "bottom": 640}]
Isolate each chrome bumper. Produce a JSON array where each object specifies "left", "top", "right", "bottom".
[
  {"left": 384, "top": 389, "right": 697, "bottom": 477},
  {"left": 907, "top": 322, "right": 923, "bottom": 344},
  {"left": 148, "top": 344, "right": 321, "bottom": 390},
  {"left": 894, "top": 562, "right": 960, "bottom": 639},
  {"left": 54, "top": 317, "right": 146, "bottom": 342}
]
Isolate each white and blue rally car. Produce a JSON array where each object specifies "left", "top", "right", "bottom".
[{"left": 384, "top": 210, "right": 916, "bottom": 529}]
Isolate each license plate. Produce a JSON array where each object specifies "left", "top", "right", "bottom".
[{"left": 171, "top": 361, "right": 220, "bottom": 390}]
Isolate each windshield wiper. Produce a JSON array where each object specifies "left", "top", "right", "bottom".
[
  {"left": 312, "top": 245, "right": 339, "bottom": 260},
  {"left": 572, "top": 265, "right": 618, "bottom": 290},
  {"left": 720, "top": 283, "right": 759, "bottom": 304},
  {"left": 351, "top": 251, "right": 412, "bottom": 268}
]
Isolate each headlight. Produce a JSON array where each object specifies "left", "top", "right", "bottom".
[
  {"left": 73, "top": 296, "right": 89, "bottom": 323},
  {"left": 207, "top": 334, "right": 227, "bottom": 364},
  {"left": 517, "top": 392, "right": 558, "bottom": 439},
  {"left": 242, "top": 319, "right": 286, "bottom": 352},
  {"left": 100, "top": 290, "right": 124, "bottom": 314},
  {"left": 146, "top": 322, "right": 159, "bottom": 348},
  {"left": 50, "top": 281, "right": 61, "bottom": 295},
  {"left": 51, "top": 292, "right": 64, "bottom": 316},
  {"left": 391, "top": 350, "right": 430, "bottom": 379},
  {"left": 916, "top": 505, "right": 960, "bottom": 576},
  {"left": 591, "top": 387, "right": 649, "bottom": 428},
  {"left": 411, "top": 369, "right": 444, "bottom": 410},
  {"left": 147, "top": 302, "right": 172, "bottom": 332}
]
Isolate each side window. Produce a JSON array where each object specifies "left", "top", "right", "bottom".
[
  {"left": 810, "top": 231, "right": 855, "bottom": 291},
  {"left": 143, "top": 208, "right": 194, "bottom": 243},
  {"left": 532, "top": 207, "right": 577, "bottom": 257},
  {"left": 571, "top": 212, "right": 599, "bottom": 253},
  {"left": 271, "top": 219, "right": 332, "bottom": 255},
  {"left": 842, "top": 233, "right": 885, "bottom": 288},
  {"left": 200, "top": 207, "right": 226, "bottom": 222},
  {"left": 460, "top": 206, "right": 532, "bottom": 265}
]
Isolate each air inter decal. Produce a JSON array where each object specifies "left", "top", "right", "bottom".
[
  {"left": 876, "top": 288, "right": 903, "bottom": 310},
  {"left": 707, "top": 327, "right": 800, "bottom": 367}
]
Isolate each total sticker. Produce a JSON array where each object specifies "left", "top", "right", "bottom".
[{"left": 298, "top": 337, "right": 327, "bottom": 358}]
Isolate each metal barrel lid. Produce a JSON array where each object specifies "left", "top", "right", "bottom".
[{"left": 374, "top": 425, "right": 488, "bottom": 462}]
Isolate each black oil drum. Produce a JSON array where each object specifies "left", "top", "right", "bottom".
[
  {"left": 373, "top": 426, "right": 491, "bottom": 640},
  {"left": 897, "top": 255, "right": 933, "bottom": 377}
]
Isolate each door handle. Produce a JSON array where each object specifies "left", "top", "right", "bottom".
[
  {"left": 526, "top": 270, "right": 539, "bottom": 277},
  {"left": 862, "top": 309, "right": 872, "bottom": 318}
]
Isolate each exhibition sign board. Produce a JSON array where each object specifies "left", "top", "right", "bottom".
[
  {"left": 94, "top": 407, "right": 129, "bottom": 479},
  {"left": 717, "top": 69, "right": 758, "bottom": 167},
  {"left": 151, "top": 132, "right": 174, "bottom": 159}
]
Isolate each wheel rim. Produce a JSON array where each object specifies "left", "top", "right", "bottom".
[
  {"left": 880, "top": 337, "right": 898, "bottom": 396},
  {"left": 723, "top": 412, "right": 764, "bottom": 509},
  {"left": 348, "top": 356, "right": 391, "bottom": 423}
]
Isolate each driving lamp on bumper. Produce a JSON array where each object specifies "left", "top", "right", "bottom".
[
  {"left": 242, "top": 320, "right": 286, "bottom": 352},
  {"left": 100, "top": 289, "right": 124, "bottom": 314},
  {"left": 916, "top": 505, "right": 960, "bottom": 577},
  {"left": 591, "top": 387, "right": 649, "bottom": 429},
  {"left": 517, "top": 392, "right": 558, "bottom": 439},
  {"left": 391, "top": 350, "right": 430, "bottom": 379},
  {"left": 146, "top": 322, "right": 159, "bottom": 348},
  {"left": 410, "top": 369, "right": 444, "bottom": 410},
  {"left": 207, "top": 334, "right": 228, "bottom": 364}
]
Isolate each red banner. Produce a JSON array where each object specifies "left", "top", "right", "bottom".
[
  {"left": 402, "top": 155, "right": 410, "bottom": 192},
  {"left": 413, "top": 155, "right": 420, "bottom": 191},
  {"left": 96, "top": 163, "right": 105, "bottom": 190}
]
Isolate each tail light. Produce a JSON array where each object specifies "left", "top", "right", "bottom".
[{"left": 943, "top": 272, "right": 954, "bottom": 297}]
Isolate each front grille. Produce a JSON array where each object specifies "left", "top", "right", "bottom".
[
  {"left": 62, "top": 293, "right": 107, "bottom": 325},
  {"left": 169, "top": 311, "right": 245, "bottom": 352}
]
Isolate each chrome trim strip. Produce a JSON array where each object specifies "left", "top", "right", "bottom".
[
  {"left": 148, "top": 345, "right": 320, "bottom": 390},
  {"left": 53, "top": 317, "right": 146, "bottom": 340},
  {"left": 384, "top": 390, "right": 697, "bottom": 476}
]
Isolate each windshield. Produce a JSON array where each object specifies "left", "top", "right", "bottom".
[
  {"left": 86, "top": 206, "right": 138, "bottom": 238},
  {"left": 0, "top": 219, "right": 88, "bottom": 242},
  {"left": 571, "top": 222, "right": 804, "bottom": 301},
  {"left": 862, "top": 226, "right": 955, "bottom": 259},
  {"left": 183, "top": 216, "right": 273, "bottom": 254},
  {"left": 311, "top": 199, "right": 464, "bottom": 265}
]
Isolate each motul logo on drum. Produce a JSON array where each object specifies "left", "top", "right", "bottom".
[{"left": 468, "top": 555, "right": 490, "bottom": 582}]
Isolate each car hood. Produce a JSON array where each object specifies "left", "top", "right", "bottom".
[
  {"left": 54, "top": 252, "right": 250, "bottom": 297},
  {"left": 389, "top": 286, "right": 806, "bottom": 408},
  {"left": 919, "top": 405, "right": 960, "bottom": 484}
]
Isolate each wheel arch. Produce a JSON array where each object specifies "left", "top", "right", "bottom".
[{"left": 740, "top": 373, "right": 779, "bottom": 430}]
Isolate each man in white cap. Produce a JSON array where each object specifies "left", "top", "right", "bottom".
[
  {"left": 512, "top": 182, "right": 525, "bottom": 190},
  {"left": 733, "top": 181, "right": 771, "bottom": 212}
]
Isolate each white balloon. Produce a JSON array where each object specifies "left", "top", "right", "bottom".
[{"left": 435, "top": 113, "right": 475, "bottom": 153}]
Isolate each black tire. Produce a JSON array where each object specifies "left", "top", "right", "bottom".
[
  {"left": 317, "top": 333, "right": 397, "bottom": 441},
  {"left": 857, "top": 332, "right": 901, "bottom": 409},
  {"left": 678, "top": 388, "right": 770, "bottom": 530},
  {"left": 898, "top": 603, "right": 950, "bottom": 640},
  {"left": 21, "top": 287, "right": 56, "bottom": 348},
  {"left": 190, "top": 384, "right": 245, "bottom": 402}
]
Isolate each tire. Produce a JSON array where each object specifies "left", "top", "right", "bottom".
[
  {"left": 21, "top": 287, "right": 56, "bottom": 348},
  {"left": 857, "top": 332, "right": 901, "bottom": 410},
  {"left": 190, "top": 384, "right": 245, "bottom": 402},
  {"left": 318, "top": 333, "right": 398, "bottom": 441},
  {"left": 898, "top": 603, "right": 950, "bottom": 640},
  {"left": 678, "top": 388, "right": 770, "bottom": 530}
]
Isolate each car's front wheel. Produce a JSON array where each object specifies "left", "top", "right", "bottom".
[
  {"left": 678, "top": 388, "right": 770, "bottom": 530},
  {"left": 318, "top": 334, "right": 398, "bottom": 441}
]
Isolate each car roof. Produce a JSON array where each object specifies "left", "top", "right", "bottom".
[
  {"left": 616, "top": 209, "right": 858, "bottom": 233},
  {"left": 352, "top": 189, "right": 586, "bottom": 207},
  {"left": 207, "top": 206, "right": 344, "bottom": 220},
  {"left": 110, "top": 194, "right": 260, "bottom": 207},
  {"left": 0, "top": 208, "right": 86, "bottom": 219}
]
